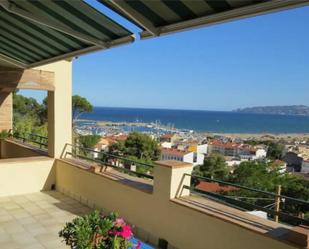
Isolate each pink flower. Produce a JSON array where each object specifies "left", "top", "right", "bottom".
[
  {"left": 135, "top": 241, "right": 141, "bottom": 249},
  {"left": 115, "top": 218, "right": 125, "bottom": 227},
  {"left": 116, "top": 225, "right": 132, "bottom": 239}
]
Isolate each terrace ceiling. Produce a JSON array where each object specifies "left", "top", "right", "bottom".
[
  {"left": 100, "top": 0, "right": 309, "bottom": 39},
  {"left": 0, "top": 0, "right": 134, "bottom": 68},
  {"left": 0, "top": 0, "right": 308, "bottom": 69}
]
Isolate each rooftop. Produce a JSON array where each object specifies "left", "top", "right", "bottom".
[{"left": 160, "top": 147, "right": 192, "bottom": 156}]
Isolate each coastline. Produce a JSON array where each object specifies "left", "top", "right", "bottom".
[{"left": 76, "top": 119, "right": 309, "bottom": 140}]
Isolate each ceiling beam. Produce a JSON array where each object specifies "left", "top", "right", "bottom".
[
  {"left": 104, "top": 0, "right": 159, "bottom": 36},
  {"left": 0, "top": 67, "right": 54, "bottom": 91},
  {"left": 0, "top": 0, "right": 108, "bottom": 48},
  {"left": 140, "top": 0, "right": 309, "bottom": 39}
]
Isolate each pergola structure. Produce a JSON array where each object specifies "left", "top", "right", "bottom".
[{"left": 0, "top": 0, "right": 308, "bottom": 158}]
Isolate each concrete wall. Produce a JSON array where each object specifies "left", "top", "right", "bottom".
[
  {"left": 55, "top": 159, "right": 298, "bottom": 249},
  {"left": 0, "top": 156, "right": 55, "bottom": 197},
  {"left": 0, "top": 139, "right": 45, "bottom": 159},
  {"left": 0, "top": 92, "right": 12, "bottom": 132}
]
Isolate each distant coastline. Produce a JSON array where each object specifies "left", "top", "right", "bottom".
[
  {"left": 79, "top": 106, "right": 309, "bottom": 134},
  {"left": 234, "top": 105, "right": 309, "bottom": 116}
]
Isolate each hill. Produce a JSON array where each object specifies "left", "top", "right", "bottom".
[{"left": 234, "top": 105, "right": 309, "bottom": 116}]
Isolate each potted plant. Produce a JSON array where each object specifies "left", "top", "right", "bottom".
[{"left": 59, "top": 210, "right": 141, "bottom": 249}]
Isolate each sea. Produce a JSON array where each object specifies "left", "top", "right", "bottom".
[{"left": 80, "top": 107, "right": 309, "bottom": 134}]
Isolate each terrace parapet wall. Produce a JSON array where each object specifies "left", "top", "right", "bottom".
[{"left": 55, "top": 158, "right": 307, "bottom": 249}]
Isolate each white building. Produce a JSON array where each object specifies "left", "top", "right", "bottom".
[
  {"left": 194, "top": 152, "right": 205, "bottom": 166},
  {"left": 160, "top": 148, "right": 194, "bottom": 164},
  {"left": 161, "top": 141, "right": 172, "bottom": 148},
  {"left": 255, "top": 148, "right": 267, "bottom": 159},
  {"left": 196, "top": 144, "right": 208, "bottom": 154}
]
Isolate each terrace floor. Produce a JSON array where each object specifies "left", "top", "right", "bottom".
[{"left": 0, "top": 191, "right": 92, "bottom": 249}]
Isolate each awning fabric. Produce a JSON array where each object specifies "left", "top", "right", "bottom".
[
  {"left": 1, "top": 0, "right": 308, "bottom": 68},
  {"left": 100, "top": 0, "right": 309, "bottom": 39},
  {"left": 0, "top": 0, "right": 134, "bottom": 68}
]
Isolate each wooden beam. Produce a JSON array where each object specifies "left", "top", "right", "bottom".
[{"left": 0, "top": 67, "right": 54, "bottom": 91}]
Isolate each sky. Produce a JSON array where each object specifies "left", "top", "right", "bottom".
[{"left": 21, "top": 2, "right": 309, "bottom": 111}]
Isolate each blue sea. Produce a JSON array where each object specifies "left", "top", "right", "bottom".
[{"left": 80, "top": 107, "right": 309, "bottom": 134}]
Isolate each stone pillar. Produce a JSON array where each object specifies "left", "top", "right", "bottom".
[
  {"left": 35, "top": 61, "right": 72, "bottom": 158},
  {"left": 153, "top": 160, "right": 193, "bottom": 200},
  {"left": 0, "top": 92, "right": 13, "bottom": 132}
]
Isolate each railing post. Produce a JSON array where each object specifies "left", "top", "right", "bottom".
[
  {"left": 274, "top": 184, "right": 281, "bottom": 223},
  {"left": 153, "top": 160, "right": 193, "bottom": 200}
]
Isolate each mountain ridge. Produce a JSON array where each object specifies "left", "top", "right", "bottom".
[{"left": 234, "top": 105, "right": 309, "bottom": 116}]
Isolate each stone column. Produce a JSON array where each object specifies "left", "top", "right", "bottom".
[
  {"left": 0, "top": 92, "right": 13, "bottom": 132},
  {"left": 153, "top": 160, "right": 193, "bottom": 200},
  {"left": 35, "top": 61, "right": 72, "bottom": 158}
]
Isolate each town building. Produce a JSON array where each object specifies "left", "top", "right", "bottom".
[
  {"left": 159, "top": 133, "right": 179, "bottom": 144},
  {"left": 208, "top": 140, "right": 267, "bottom": 160},
  {"left": 160, "top": 147, "right": 194, "bottom": 164},
  {"left": 282, "top": 152, "right": 303, "bottom": 172}
]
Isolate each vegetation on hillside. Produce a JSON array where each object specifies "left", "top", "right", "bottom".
[
  {"left": 13, "top": 91, "right": 48, "bottom": 137},
  {"left": 246, "top": 140, "right": 284, "bottom": 160},
  {"left": 13, "top": 92, "right": 98, "bottom": 150},
  {"left": 193, "top": 155, "right": 309, "bottom": 222}
]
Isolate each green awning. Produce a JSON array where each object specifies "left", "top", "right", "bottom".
[
  {"left": 100, "top": 0, "right": 309, "bottom": 39},
  {"left": 0, "top": 0, "right": 134, "bottom": 68}
]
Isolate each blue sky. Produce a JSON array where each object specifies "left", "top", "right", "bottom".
[{"left": 21, "top": 3, "right": 309, "bottom": 111}]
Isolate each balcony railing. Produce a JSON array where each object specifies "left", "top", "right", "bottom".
[
  {"left": 184, "top": 174, "right": 309, "bottom": 226},
  {"left": 62, "top": 143, "right": 154, "bottom": 180},
  {"left": 10, "top": 130, "right": 48, "bottom": 149}
]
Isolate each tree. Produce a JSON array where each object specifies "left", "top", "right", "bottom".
[
  {"left": 193, "top": 153, "right": 229, "bottom": 180},
  {"left": 13, "top": 92, "right": 47, "bottom": 136},
  {"left": 265, "top": 141, "right": 284, "bottom": 160},
  {"left": 108, "top": 140, "right": 126, "bottom": 156},
  {"left": 108, "top": 132, "right": 160, "bottom": 162},
  {"left": 78, "top": 135, "right": 101, "bottom": 149},
  {"left": 230, "top": 161, "right": 280, "bottom": 190},
  {"left": 228, "top": 160, "right": 309, "bottom": 222},
  {"left": 72, "top": 95, "right": 93, "bottom": 122},
  {"left": 124, "top": 132, "right": 160, "bottom": 161}
]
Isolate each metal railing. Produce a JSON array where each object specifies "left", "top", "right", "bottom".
[
  {"left": 9, "top": 130, "right": 48, "bottom": 149},
  {"left": 62, "top": 143, "right": 154, "bottom": 180},
  {"left": 184, "top": 174, "right": 309, "bottom": 226}
]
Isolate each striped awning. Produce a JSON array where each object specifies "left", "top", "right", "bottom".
[
  {"left": 0, "top": 0, "right": 134, "bottom": 68},
  {"left": 100, "top": 0, "right": 309, "bottom": 39}
]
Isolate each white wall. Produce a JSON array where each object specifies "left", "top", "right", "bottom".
[
  {"left": 301, "top": 161, "right": 309, "bottom": 173},
  {"left": 183, "top": 152, "right": 194, "bottom": 164},
  {"left": 197, "top": 144, "right": 208, "bottom": 154},
  {"left": 161, "top": 142, "right": 172, "bottom": 148},
  {"left": 256, "top": 149, "right": 267, "bottom": 159}
]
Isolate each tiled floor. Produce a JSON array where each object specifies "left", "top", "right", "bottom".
[{"left": 0, "top": 191, "right": 92, "bottom": 249}]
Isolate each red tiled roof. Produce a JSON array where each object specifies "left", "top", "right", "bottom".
[
  {"left": 161, "top": 134, "right": 175, "bottom": 139},
  {"left": 209, "top": 140, "right": 255, "bottom": 152},
  {"left": 161, "top": 147, "right": 191, "bottom": 156},
  {"left": 196, "top": 181, "right": 239, "bottom": 193},
  {"left": 103, "top": 134, "right": 128, "bottom": 143}
]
